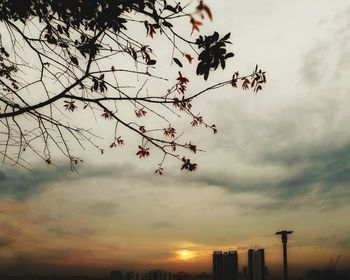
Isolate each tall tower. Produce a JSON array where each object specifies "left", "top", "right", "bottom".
[
  {"left": 223, "top": 251, "right": 238, "bottom": 280},
  {"left": 275, "top": 230, "right": 293, "bottom": 280},
  {"left": 213, "top": 251, "right": 223, "bottom": 280},
  {"left": 247, "top": 249, "right": 265, "bottom": 280},
  {"left": 248, "top": 250, "right": 255, "bottom": 280},
  {"left": 213, "top": 251, "right": 238, "bottom": 280},
  {"left": 255, "top": 249, "right": 265, "bottom": 280}
]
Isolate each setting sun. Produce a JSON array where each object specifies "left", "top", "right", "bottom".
[{"left": 177, "top": 250, "right": 195, "bottom": 261}]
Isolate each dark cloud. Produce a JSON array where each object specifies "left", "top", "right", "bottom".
[
  {"left": 0, "top": 163, "right": 136, "bottom": 201},
  {"left": 267, "top": 143, "right": 350, "bottom": 198},
  {"left": 0, "top": 161, "right": 181, "bottom": 202},
  {"left": 183, "top": 143, "right": 350, "bottom": 211},
  {"left": 1, "top": 142, "right": 349, "bottom": 212},
  {"left": 0, "top": 167, "right": 71, "bottom": 200}
]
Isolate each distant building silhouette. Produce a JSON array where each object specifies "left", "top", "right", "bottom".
[
  {"left": 212, "top": 251, "right": 238, "bottom": 280},
  {"left": 305, "top": 268, "right": 350, "bottom": 280},
  {"left": 173, "top": 272, "right": 192, "bottom": 280},
  {"left": 144, "top": 270, "right": 171, "bottom": 280},
  {"left": 247, "top": 249, "right": 265, "bottom": 280},
  {"left": 125, "top": 273, "right": 141, "bottom": 280},
  {"left": 111, "top": 271, "right": 123, "bottom": 280},
  {"left": 194, "top": 272, "right": 211, "bottom": 280}
]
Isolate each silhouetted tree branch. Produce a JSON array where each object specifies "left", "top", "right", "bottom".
[{"left": 0, "top": 0, "right": 266, "bottom": 172}]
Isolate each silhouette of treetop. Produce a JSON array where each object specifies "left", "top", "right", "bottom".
[{"left": 0, "top": 0, "right": 266, "bottom": 172}]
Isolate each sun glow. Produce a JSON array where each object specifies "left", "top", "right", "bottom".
[{"left": 177, "top": 249, "right": 195, "bottom": 261}]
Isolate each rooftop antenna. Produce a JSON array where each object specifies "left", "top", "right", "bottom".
[{"left": 275, "top": 230, "right": 293, "bottom": 280}]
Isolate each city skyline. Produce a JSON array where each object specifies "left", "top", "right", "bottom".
[
  {"left": 0, "top": 245, "right": 348, "bottom": 280},
  {"left": 0, "top": 234, "right": 348, "bottom": 277},
  {"left": 0, "top": 248, "right": 348, "bottom": 279}
]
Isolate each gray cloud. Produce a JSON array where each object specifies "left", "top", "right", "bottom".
[
  {"left": 269, "top": 143, "right": 350, "bottom": 200},
  {"left": 0, "top": 163, "right": 137, "bottom": 201},
  {"left": 0, "top": 167, "right": 71, "bottom": 200},
  {"left": 182, "top": 143, "right": 350, "bottom": 211},
  {"left": 1, "top": 140, "right": 349, "bottom": 213},
  {"left": 190, "top": 14, "right": 350, "bottom": 209}
]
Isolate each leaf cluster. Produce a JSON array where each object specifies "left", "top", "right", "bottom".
[{"left": 196, "top": 32, "right": 234, "bottom": 80}]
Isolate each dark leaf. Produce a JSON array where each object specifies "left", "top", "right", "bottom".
[
  {"left": 225, "top": 52, "right": 234, "bottom": 59},
  {"left": 47, "top": 36, "right": 57, "bottom": 45},
  {"left": 162, "top": 21, "right": 173, "bottom": 28},
  {"left": 173, "top": 57, "right": 183, "bottom": 68},
  {"left": 221, "top": 33, "right": 231, "bottom": 42},
  {"left": 147, "top": 59, "right": 156, "bottom": 65},
  {"left": 71, "top": 56, "right": 79, "bottom": 66},
  {"left": 164, "top": 5, "right": 177, "bottom": 13},
  {"left": 59, "top": 42, "right": 69, "bottom": 48}
]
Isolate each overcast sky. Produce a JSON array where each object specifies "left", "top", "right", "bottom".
[{"left": 1, "top": 0, "right": 350, "bottom": 278}]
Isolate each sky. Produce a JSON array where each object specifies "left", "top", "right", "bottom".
[{"left": 1, "top": 0, "right": 350, "bottom": 278}]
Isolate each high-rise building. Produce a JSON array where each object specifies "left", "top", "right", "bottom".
[
  {"left": 247, "top": 249, "right": 265, "bottom": 280},
  {"left": 223, "top": 251, "right": 238, "bottom": 280},
  {"left": 213, "top": 251, "right": 223, "bottom": 280},
  {"left": 212, "top": 251, "right": 238, "bottom": 280}
]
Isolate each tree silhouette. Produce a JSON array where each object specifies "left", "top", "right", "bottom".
[{"left": 0, "top": 0, "right": 266, "bottom": 172}]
